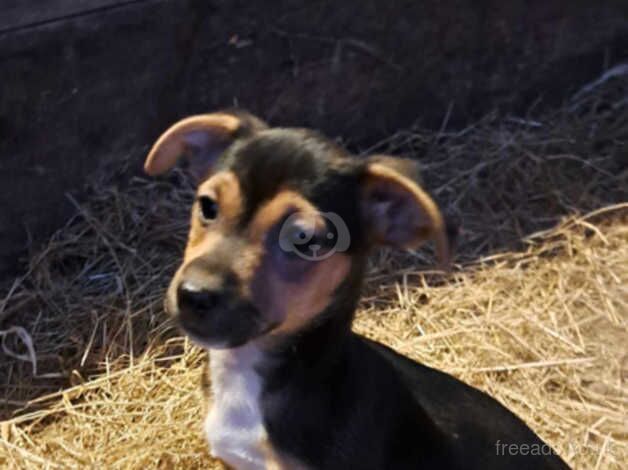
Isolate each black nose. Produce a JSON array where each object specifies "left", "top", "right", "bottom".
[{"left": 177, "top": 285, "right": 221, "bottom": 320}]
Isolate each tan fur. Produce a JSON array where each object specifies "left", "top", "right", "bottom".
[
  {"left": 144, "top": 113, "right": 240, "bottom": 176},
  {"left": 261, "top": 437, "right": 311, "bottom": 470},
  {"left": 242, "top": 190, "right": 353, "bottom": 335},
  {"left": 363, "top": 163, "right": 450, "bottom": 267},
  {"left": 264, "top": 253, "right": 351, "bottom": 337},
  {"left": 198, "top": 172, "right": 244, "bottom": 224},
  {"left": 178, "top": 184, "right": 351, "bottom": 339},
  {"left": 247, "top": 190, "right": 323, "bottom": 243},
  {"left": 368, "top": 154, "right": 422, "bottom": 183},
  {"left": 184, "top": 171, "right": 243, "bottom": 261}
]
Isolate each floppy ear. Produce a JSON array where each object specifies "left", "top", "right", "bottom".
[
  {"left": 361, "top": 160, "right": 450, "bottom": 266},
  {"left": 367, "top": 154, "right": 423, "bottom": 184},
  {"left": 143, "top": 110, "right": 267, "bottom": 180}
]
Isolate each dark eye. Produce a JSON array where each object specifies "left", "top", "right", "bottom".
[
  {"left": 292, "top": 229, "right": 309, "bottom": 244},
  {"left": 198, "top": 196, "right": 218, "bottom": 221}
]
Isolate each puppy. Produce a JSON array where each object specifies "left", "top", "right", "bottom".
[{"left": 144, "top": 110, "right": 569, "bottom": 469}]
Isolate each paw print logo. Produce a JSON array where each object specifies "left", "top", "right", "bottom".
[{"left": 279, "top": 212, "right": 350, "bottom": 260}]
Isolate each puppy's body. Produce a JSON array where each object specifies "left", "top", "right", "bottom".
[
  {"left": 144, "top": 111, "right": 570, "bottom": 469},
  {"left": 205, "top": 328, "right": 567, "bottom": 469},
  {"left": 203, "top": 327, "right": 568, "bottom": 469}
]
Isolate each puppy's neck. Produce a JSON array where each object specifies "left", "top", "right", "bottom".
[
  {"left": 210, "top": 259, "right": 365, "bottom": 391},
  {"left": 209, "top": 344, "right": 262, "bottom": 386}
]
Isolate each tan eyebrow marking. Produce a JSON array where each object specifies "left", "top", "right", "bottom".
[
  {"left": 248, "top": 190, "right": 323, "bottom": 243},
  {"left": 184, "top": 171, "right": 243, "bottom": 261}
]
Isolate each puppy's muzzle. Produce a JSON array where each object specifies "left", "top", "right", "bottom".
[{"left": 170, "top": 263, "right": 267, "bottom": 348}]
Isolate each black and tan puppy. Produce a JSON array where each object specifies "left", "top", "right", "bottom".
[{"left": 144, "top": 110, "right": 569, "bottom": 470}]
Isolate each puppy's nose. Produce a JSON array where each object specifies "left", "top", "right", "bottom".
[{"left": 177, "top": 284, "right": 221, "bottom": 320}]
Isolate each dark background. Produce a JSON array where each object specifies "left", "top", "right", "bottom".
[{"left": 2, "top": 0, "right": 628, "bottom": 278}]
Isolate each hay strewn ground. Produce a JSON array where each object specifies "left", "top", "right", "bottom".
[
  {"left": 1, "top": 209, "right": 627, "bottom": 469},
  {"left": 1, "top": 72, "right": 627, "bottom": 468}
]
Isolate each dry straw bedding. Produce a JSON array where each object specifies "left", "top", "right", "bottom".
[
  {"left": 1, "top": 71, "right": 627, "bottom": 468},
  {"left": 1, "top": 209, "right": 626, "bottom": 469}
]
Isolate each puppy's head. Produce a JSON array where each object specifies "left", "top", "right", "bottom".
[{"left": 144, "top": 110, "right": 449, "bottom": 349}]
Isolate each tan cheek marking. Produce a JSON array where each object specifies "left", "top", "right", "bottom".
[
  {"left": 248, "top": 190, "right": 322, "bottom": 243},
  {"left": 266, "top": 254, "right": 351, "bottom": 335},
  {"left": 246, "top": 189, "right": 343, "bottom": 331},
  {"left": 231, "top": 244, "right": 264, "bottom": 296}
]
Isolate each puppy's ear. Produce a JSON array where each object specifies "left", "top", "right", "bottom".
[
  {"left": 143, "top": 110, "right": 267, "bottom": 180},
  {"left": 361, "top": 160, "right": 450, "bottom": 267},
  {"left": 367, "top": 154, "right": 423, "bottom": 184}
]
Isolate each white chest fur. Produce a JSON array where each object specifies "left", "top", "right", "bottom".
[{"left": 204, "top": 344, "right": 268, "bottom": 470}]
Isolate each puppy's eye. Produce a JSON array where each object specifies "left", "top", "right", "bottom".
[
  {"left": 291, "top": 228, "right": 311, "bottom": 245},
  {"left": 198, "top": 196, "right": 218, "bottom": 221}
]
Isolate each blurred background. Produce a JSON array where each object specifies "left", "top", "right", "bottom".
[{"left": 2, "top": 0, "right": 628, "bottom": 277}]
